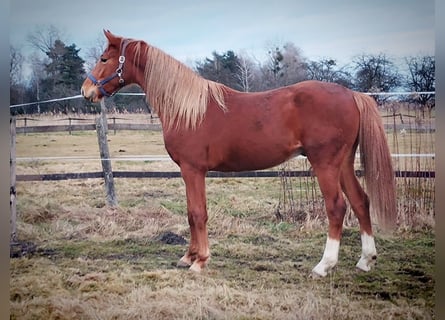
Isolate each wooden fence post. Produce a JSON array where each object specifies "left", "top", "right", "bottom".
[
  {"left": 10, "top": 117, "right": 17, "bottom": 243},
  {"left": 96, "top": 99, "right": 118, "bottom": 207}
]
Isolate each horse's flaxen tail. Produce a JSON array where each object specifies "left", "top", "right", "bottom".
[{"left": 353, "top": 92, "right": 397, "bottom": 231}]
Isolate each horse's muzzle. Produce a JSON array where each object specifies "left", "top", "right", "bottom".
[{"left": 81, "top": 86, "right": 98, "bottom": 102}]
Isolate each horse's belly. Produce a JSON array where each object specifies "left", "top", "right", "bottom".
[{"left": 211, "top": 143, "right": 304, "bottom": 172}]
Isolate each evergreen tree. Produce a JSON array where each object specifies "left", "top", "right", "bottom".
[
  {"left": 40, "top": 40, "right": 86, "bottom": 113},
  {"left": 196, "top": 50, "right": 242, "bottom": 90},
  {"left": 43, "top": 40, "right": 85, "bottom": 93}
]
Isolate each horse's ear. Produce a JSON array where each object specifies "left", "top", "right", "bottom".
[
  {"left": 103, "top": 29, "right": 120, "bottom": 47},
  {"left": 103, "top": 29, "right": 114, "bottom": 41}
]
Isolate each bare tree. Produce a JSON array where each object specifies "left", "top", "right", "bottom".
[
  {"left": 280, "top": 42, "right": 307, "bottom": 85},
  {"left": 28, "top": 52, "right": 46, "bottom": 113},
  {"left": 26, "top": 24, "right": 65, "bottom": 55},
  {"left": 26, "top": 25, "right": 65, "bottom": 108},
  {"left": 84, "top": 32, "right": 107, "bottom": 72},
  {"left": 264, "top": 45, "right": 284, "bottom": 87},
  {"left": 405, "top": 55, "right": 435, "bottom": 113},
  {"left": 261, "top": 42, "right": 307, "bottom": 89},
  {"left": 235, "top": 52, "right": 256, "bottom": 92},
  {"left": 352, "top": 53, "right": 401, "bottom": 102},
  {"left": 10, "top": 45, "right": 25, "bottom": 105},
  {"left": 306, "top": 58, "right": 353, "bottom": 87},
  {"left": 10, "top": 45, "right": 23, "bottom": 86}
]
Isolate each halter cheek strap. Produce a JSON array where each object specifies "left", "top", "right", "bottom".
[{"left": 87, "top": 39, "right": 130, "bottom": 97}]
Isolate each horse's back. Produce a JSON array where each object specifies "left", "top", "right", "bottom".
[{"left": 164, "top": 80, "right": 360, "bottom": 172}]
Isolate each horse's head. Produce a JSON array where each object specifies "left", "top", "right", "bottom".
[{"left": 81, "top": 30, "right": 130, "bottom": 102}]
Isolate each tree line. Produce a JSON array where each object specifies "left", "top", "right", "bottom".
[{"left": 10, "top": 26, "right": 435, "bottom": 115}]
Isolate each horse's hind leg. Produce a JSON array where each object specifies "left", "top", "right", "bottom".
[
  {"left": 311, "top": 165, "right": 347, "bottom": 277},
  {"left": 340, "top": 156, "right": 377, "bottom": 272}
]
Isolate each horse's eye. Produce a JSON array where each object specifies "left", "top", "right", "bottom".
[{"left": 100, "top": 57, "right": 108, "bottom": 63}]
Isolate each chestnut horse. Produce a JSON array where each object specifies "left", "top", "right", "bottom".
[{"left": 81, "top": 31, "right": 396, "bottom": 277}]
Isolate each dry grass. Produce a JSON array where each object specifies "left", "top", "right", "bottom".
[
  {"left": 11, "top": 177, "right": 435, "bottom": 319},
  {"left": 10, "top": 112, "right": 435, "bottom": 319},
  {"left": 10, "top": 180, "right": 434, "bottom": 319}
]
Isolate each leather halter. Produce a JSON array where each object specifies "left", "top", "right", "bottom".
[{"left": 87, "top": 39, "right": 130, "bottom": 97}]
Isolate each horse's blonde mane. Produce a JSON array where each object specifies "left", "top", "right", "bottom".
[{"left": 132, "top": 41, "right": 227, "bottom": 129}]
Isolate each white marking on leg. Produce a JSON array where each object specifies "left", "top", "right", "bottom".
[
  {"left": 356, "top": 233, "right": 377, "bottom": 272},
  {"left": 189, "top": 261, "right": 203, "bottom": 273},
  {"left": 312, "top": 237, "right": 340, "bottom": 277},
  {"left": 189, "top": 254, "right": 210, "bottom": 273}
]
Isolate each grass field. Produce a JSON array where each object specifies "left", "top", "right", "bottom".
[{"left": 11, "top": 114, "right": 435, "bottom": 319}]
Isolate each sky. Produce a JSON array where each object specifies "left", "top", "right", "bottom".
[{"left": 10, "top": 0, "right": 434, "bottom": 72}]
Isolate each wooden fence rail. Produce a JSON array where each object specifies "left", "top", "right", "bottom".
[
  {"left": 15, "top": 170, "right": 435, "bottom": 182},
  {"left": 16, "top": 122, "right": 435, "bottom": 134},
  {"left": 15, "top": 123, "right": 161, "bottom": 134},
  {"left": 14, "top": 112, "right": 434, "bottom": 135}
]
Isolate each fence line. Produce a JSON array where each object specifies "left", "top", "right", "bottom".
[
  {"left": 16, "top": 116, "right": 152, "bottom": 122},
  {"left": 10, "top": 112, "right": 428, "bottom": 127},
  {"left": 15, "top": 155, "right": 173, "bottom": 162},
  {"left": 10, "top": 95, "right": 84, "bottom": 108},
  {"left": 15, "top": 123, "right": 162, "bottom": 134},
  {"left": 364, "top": 91, "right": 435, "bottom": 96},
  {"left": 10, "top": 93, "right": 141, "bottom": 108},
  {"left": 13, "top": 153, "right": 435, "bottom": 163},
  {"left": 15, "top": 169, "right": 435, "bottom": 182},
  {"left": 9, "top": 91, "right": 436, "bottom": 109},
  {"left": 12, "top": 118, "right": 435, "bottom": 135}
]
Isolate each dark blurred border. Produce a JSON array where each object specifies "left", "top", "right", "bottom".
[
  {"left": 435, "top": 1, "right": 444, "bottom": 319},
  {"left": 0, "top": 2, "right": 11, "bottom": 320}
]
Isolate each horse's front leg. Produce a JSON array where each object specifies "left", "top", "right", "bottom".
[{"left": 177, "top": 165, "right": 210, "bottom": 272}]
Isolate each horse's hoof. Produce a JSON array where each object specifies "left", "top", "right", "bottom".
[
  {"left": 356, "top": 255, "right": 376, "bottom": 272},
  {"left": 356, "top": 262, "right": 370, "bottom": 272},
  {"left": 177, "top": 256, "right": 192, "bottom": 268},
  {"left": 311, "top": 263, "right": 329, "bottom": 277},
  {"left": 311, "top": 269, "right": 327, "bottom": 278},
  {"left": 177, "top": 261, "right": 191, "bottom": 268},
  {"left": 189, "top": 262, "right": 203, "bottom": 273}
]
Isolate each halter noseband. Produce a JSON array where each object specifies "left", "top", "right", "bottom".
[{"left": 87, "top": 39, "right": 130, "bottom": 97}]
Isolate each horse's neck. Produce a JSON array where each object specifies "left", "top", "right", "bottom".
[
  {"left": 125, "top": 43, "right": 165, "bottom": 119},
  {"left": 126, "top": 43, "right": 149, "bottom": 90}
]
